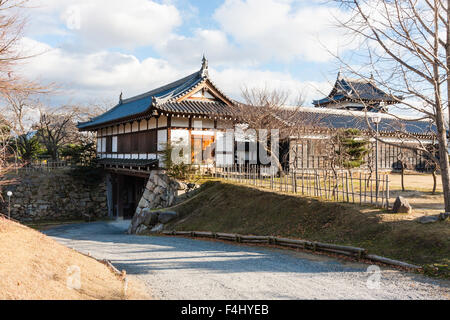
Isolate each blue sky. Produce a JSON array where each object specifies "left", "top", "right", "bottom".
[{"left": 20, "top": 0, "right": 353, "bottom": 107}]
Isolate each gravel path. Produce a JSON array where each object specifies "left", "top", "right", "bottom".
[{"left": 44, "top": 221, "right": 449, "bottom": 300}]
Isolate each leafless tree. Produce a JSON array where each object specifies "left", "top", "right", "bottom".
[
  {"left": 34, "top": 103, "right": 112, "bottom": 161},
  {"left": 0, "top": 0, "right": 49, "bottom": 95},
  {"left": 395, "top": 148, "right": 412, "bottom": 192},
  {"left": 229, "top": 86, "right": 307, "bottom": 174},
  {"left": 0, "top": 1, "right": 52, "bottom": 171},
  {"left": 423, "top": 141, "right": 440, "bottom": 194},
  {"left": 333, "top": 0, "right": 450, "bottom": 211},
  {"left": 34, "top": 106, "right": 79, "bottom": 160},
  {"left": 0, "top": 90, "right": 38, "bottom": 135}
]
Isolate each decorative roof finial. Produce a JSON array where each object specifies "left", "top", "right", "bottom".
[
  {"left": 201, "top": 54, "right": 208, "bottom": 77},
  {"left": 337, "top": 67, "right": 342, "bottom": 80},
  {"left": 370, "top": 72, "right": 374, "bottom": 81},
  {"left": 119, "top": 92, "right": 123, "bottom": 104}
]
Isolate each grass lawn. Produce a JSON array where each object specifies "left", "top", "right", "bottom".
[{"left": 164, "top": 181, "right": 450, "bottom": 278}]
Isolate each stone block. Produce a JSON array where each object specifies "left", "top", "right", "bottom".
[{"left": 392, "top": 196, "right": 412, "bottom": 214}]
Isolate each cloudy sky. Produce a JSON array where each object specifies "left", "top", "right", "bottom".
[{"left": 19, "top": 0, "right": 354, "bottom": 107}]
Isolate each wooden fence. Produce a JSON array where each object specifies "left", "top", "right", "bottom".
[
  {"left": 15, "top": 160, "right": 72, "bottom": 172},
  {"left": 208, "top": 165, "right": 390, "bottom": 209}
]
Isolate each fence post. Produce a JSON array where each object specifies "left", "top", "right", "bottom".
[
  {"left": 350, "top": 171, "right": 355, "bottom": 203},
  {"left": 301, "top": 169, "right": 304, "bottom": 195},
  {"left": 345, "top": 172, "right": 349, "bottom": 203},
  {"left": 279, "top": 171, "right": 282, "bottom": 192},
  {"left": 293, "top": 171, "right": 297, "bottom": 194},
  {"left": 285, "top": 173, "right": 288, "bottom": 192},
  {"left": 306, "top": 171, "right": 310, "bottom": 196},
  {"left": 386, "top": 174, "right": 390, "bottom": 210},
  {"left": 359, "top": 173, "right": 362, "bottom": 205},
  {"left": 271, "top": 168, "right": 274, "bottom": 190},
  {"left": 375, "top": 173, "right": 379, "bottom": 206},
  {"left": 317, "top": 170, "right": 322, "bottom": 198}
]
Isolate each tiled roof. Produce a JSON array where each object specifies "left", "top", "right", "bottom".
[
  {"left": 157, "top": 100, "right": 234, "bottom": 116},
  {"left": 313, "top": 76, "right": 400, "bottom": 106},
  {"left": 283, "top": 107, "right": 435, "bottom": 136},
  {"left": 78, "top": 70, "right": 203, "bottom": 129},
  {"left": 77, "top": 58, "right": 233, "bottom": 130}
]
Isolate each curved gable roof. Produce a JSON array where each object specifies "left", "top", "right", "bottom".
[
  {"left": 78, "top": 70, "right": 204, "bottom": 130},
  {"left": 77, "top": 58, "right": 233, "bottom": 130},
  {"left": 313, "top": 74, "right": 401, "bottom": 107}
]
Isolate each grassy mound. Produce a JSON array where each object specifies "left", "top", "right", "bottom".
[
  {"left": 0, "top": 217, "right": 150, "bottom": 300},
  {"left": 166, "top": 181, "right": 450, "bottom": 277}
]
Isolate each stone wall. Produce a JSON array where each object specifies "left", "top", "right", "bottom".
[
  {"left": 128, "top": 170, "right": 180, "bottom": 234},
  {"left": 0, "top": 168, "right": 107, "bottom": 222}
]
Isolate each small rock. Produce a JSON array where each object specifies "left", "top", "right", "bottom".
[
  {"left": 392, "top": 196, "right": 412, "bottom": 214},
  {"left": 417, "top": 215, "right": 439, "bottom": 224}
]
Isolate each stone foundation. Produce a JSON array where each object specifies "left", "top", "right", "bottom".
[
  {"left": 0, "top": 168, "right": 107, "bottom": 222},
  {"left": 128, "top": 170, "right": 181, "bottom": 234}
]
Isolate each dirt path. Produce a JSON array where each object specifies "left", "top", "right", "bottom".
[{"left": 44, "top": 221, "right": 449, "bottom": 300}]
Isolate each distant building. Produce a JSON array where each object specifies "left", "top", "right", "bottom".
[
  {"left": 284, "top": 106, "right": 436, "bottom": 172},
  {"left": 313, "top": 73, "right": 401, "bottom": 112}
]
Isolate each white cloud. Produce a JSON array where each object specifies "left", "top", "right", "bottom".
[
  {"left": 210, "top": 67, "right": 331, "bottom": 105},
  {"left": 214, "top": 0, "right": 354, "bottom": 63},
  {"left": 156, "top": 29, "right": 245, "bottom": 68},
  {"left": 18, "top": 38, "right": 331, "bottom": 108},
  {"left": 18, "top": 38, "right": 190, "bottom": 105},
  {"left": 28, "top": 0, "right": 181, "bottom": 50}
]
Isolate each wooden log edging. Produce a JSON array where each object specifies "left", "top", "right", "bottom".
[
  {"left": 365, "top": 254, "right": 421, "bottom": 270},
  {"left": 164, "top": 230, "right": 421, "bottom": 270},
  {"left": 99, "top": 259, "right": 123, "bottom": 276}
]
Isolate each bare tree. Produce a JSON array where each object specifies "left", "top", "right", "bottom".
[
  {"left": 0, "top": 1, "right": 52, "bottom": 169},
  {"left": 0, "top": 0, "right": 49, "bottom": 95},
  {"left": 229, "top": 86, "right": 307, "bottom": 173},
  {"left": 423, "top": 141, "right": 440, "bottom": 194},
  {"left": 395, "top": 149, "right": 411, "bottom": 192},
  {"left": 1, "top": 91, "right": 36, "bottom": 135},
  {"left": 34, "top": 106, "right": 79, "bottom": 160},
  {"left": 334, "top": 0, "right": 450, "bottom": 211}
]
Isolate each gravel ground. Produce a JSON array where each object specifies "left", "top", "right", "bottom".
[{"left": 44, "top": 220, "right": 450, "bottom": 300}]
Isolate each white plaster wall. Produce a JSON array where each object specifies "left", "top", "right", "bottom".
[
  {"left": 171, "top": 117, "right": 189, "bottom": 127},
  {"left": 158, "top": 115, "right": 167, "bottom": 127},
  {"left": 149, "top": 118, "right": 157, "bottom": 129},
  {"left": 157, "top": 129, "right": 167, "bottom": 151}
]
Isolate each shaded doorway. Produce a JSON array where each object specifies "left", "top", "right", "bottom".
[{"left": 111, "top": 174, "right": 147, "bottom": 219}]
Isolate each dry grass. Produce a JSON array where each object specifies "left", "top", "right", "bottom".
[
  {"left": 0, "top": 217, "right": 151, "bottom": 300},
  {"left": 389, "top": 172, "right": 443, "bottom": 192}
]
